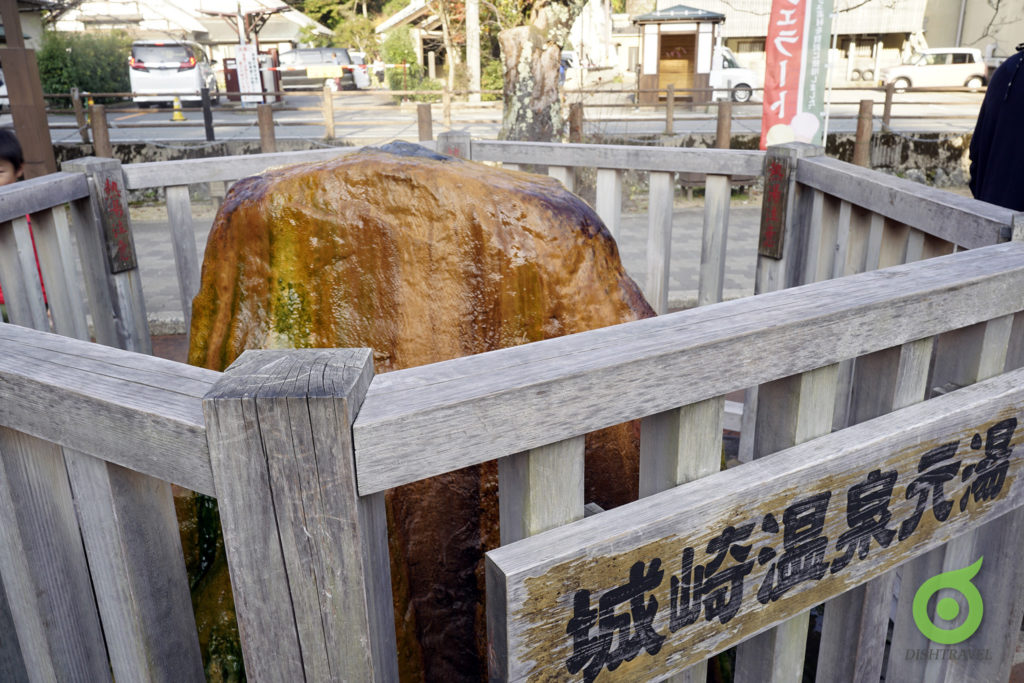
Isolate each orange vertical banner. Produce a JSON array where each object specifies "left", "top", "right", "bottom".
[{"left": 761, "top": 0, "right": 833, "bottom": 149}]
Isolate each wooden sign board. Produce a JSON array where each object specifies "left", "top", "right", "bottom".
[
  {"left": 758, "top": 151, "right": 790, "bottom": 259},
  {"left": 486, "top": 368, "right": 1024, "bottom": 682}
]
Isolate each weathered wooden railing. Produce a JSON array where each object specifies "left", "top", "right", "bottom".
[{"left": 4, "top": 241, "right": 1024, "bottom": 681}]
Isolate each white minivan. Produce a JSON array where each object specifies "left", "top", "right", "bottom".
[
  {"left": 879, "top": 47, "right": 987, "bottom": 90},
  {"left": 709, "top": 47, "right": 760, "bottom": 102},
  {"left": 129, "top": 40, "right": 219, "bottom": 106}
]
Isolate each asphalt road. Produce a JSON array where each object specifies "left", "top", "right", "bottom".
[{"left": 42, "top": 85, "right": 985, "bottom": 148}]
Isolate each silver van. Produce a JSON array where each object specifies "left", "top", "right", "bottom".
[
  {"left": 278, "top": 48, "right": 355, "bottom": 91},
  {"left": 129, "top": 40, "right": 219, "bottom": 105}
]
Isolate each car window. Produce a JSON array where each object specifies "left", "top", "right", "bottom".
[
  {"left": 951, "top": 53, "right": 971, "bottom": 64},
  {"left": 924, "top": 53, "right": 950, "bottom": 66},
  {"left": 132, "top": 44, "right": 191, "bottom": 63}
]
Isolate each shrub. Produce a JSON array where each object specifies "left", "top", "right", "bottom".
[
  {"left": 37, "top": 30, "right": 131, "bottom": 102},
  {"left": 481, "top": 57, "right": 504, "bottom": 101}
]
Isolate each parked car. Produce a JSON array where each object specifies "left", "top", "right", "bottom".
[
  {"left": 278, "top": 48, "right": 355, "bottom": 91},
  {"left": 349, "top": 51, "right": 371, "bottom": 90},
  {"left": 709, "top": 46, "right": 760, "bottom": 102},
  {"left": 0, "top": 69, "right": 7, "bottom": 113},
  {"left": 129, "top": 40, "right": 219, "bottom": 106},
  {"left": 879, "top": 47, "right": 987, "bottom": 90}
]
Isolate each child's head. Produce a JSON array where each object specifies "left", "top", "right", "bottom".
[{"left": 0, "top": 128, "right": 24, "bottom": 186}]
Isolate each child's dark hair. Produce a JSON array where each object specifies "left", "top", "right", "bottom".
[{"left": 0, "top": 128, "right": 24, "bottom": 170}]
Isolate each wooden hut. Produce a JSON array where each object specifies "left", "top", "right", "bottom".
[{"left": 634, "top": 4, "right": 724, "bottom": 105}]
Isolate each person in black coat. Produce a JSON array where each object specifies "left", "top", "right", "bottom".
[{"left": 969, "top": 46, "right": 1024, "bottom": 210}]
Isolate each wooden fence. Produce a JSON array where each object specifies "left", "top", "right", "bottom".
[{"left": 1, "top": 140, "right": 1024, "bottom": 681}]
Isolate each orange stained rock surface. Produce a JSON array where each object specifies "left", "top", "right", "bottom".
[{"left": 188, "top": 142, "right": 655, "bottom": 681}]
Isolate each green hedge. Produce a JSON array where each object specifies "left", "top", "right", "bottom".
[{"left": 38, "top": 30, "right": 131, "bottom": 101}]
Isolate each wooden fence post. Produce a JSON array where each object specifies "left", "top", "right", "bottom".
[
  {"left": 716, "top": 100, "right": 732, "bottom": 149},
  {"left": 853, "top": 99, "right": 873, "bottom": 167},
  {"left": 60, "top": 156, "right": 151, "bottom": 354},
  {"left": 569, "top": 102, "right": 584, "bottom": 143},
  {"left": 738, "top": 142, "right": 824, "bottom": 462},
  {"left": 70, "top": 87, "right": 90, "bottom": 143},
  {"left": 437, "top": 130, "right": 470, "bottom": 159},
  {"left": 201, "top": 87, "right": 215, "bottom": 142},
  {"left": 203, "top": 349, "right": 398, "bottom": 682},
  {"left": 664, "top": 84, "right": 675, "bottom": 135},
  {"left": 321, "top": 86, "right": 335, "bottom": 140},
  {"left": 257, "top": 103, "right": 276, "bottom": 152},
  {"left": 90, "top": 104, "right": 112, "bottom": 159},
  {"left": 417, "top": 103, "right": 433, "bottom": 141},
  {"left": 882, "top": 81, "right": 895, "bottom": 127}
]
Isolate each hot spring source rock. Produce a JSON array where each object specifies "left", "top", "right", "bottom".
[{"left": 188, "top": 142, "right": 655, "bottom": 680}]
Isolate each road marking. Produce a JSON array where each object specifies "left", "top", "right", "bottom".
[{"left": 115, "top": 112, "right": 148, "bottom": 121}]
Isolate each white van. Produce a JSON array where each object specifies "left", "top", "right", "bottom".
[
  {"left": 129, "top": 40, "right": 219, "bottom": 106},
  {"left": 709, "top": 47, "right": 760, "bottom": 102},
  {"left": 879, "top": 48, "right": 986, "bottom": 90}
]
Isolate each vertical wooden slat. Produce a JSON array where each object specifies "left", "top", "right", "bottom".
[
  {"left": 878, "top": 221, "right": 911, "bottom": 269},
  {"left": 864, "top": 212, "right": 885, "bottom": 272},
  {"left": 61, "top": 157, "right": 151, "bottom": 354},
  {"left": 548, "top": 165, "right": 574, "bottom": 193},
  {"left": 30, "top": 207, "right": 90, "bottom": 340},
  {"left": 164, "top": 185, "right": 201, "bottom": 332},
  {"left": 799, "top": 189, "right": 826, "bottom": 285},
  {"left": 646, "top": 170, "right": 674, "bottom": 314},
  {"left": 64, "top": 450, "right": 204, "bottom": 682},
  {"left": 638, "top": 397, "right": 724, "bottom": 681},
  {"left": 815, "top": 337, "right": 934, "bottom": 683},
  {"left": 697, "top": 174, "right": 731, "bottom": 306},
  {"left": 904, "top": 228, "right": 926, "bottom": 263},
  {"left": 595, "top": 168, "right": 622, "bottom": 240},
  {"left": 0, "top": 217, "right": 47, "bottom": 330},
  {"left": 498, "top": 436, "right": 585, "bottom": 545},
  {"left": 203, "top": 349, "right": 397, "bottom": 682},
  {"left": 0, "top": 588, "right": 27, "bottom": 682},
  {"left": 68, "top": 195, "right": 119, "bottom": 346},
  {"left": 734, "top": 364, "right": 839, "bottom": 683},
  {"left": 887, "top": 315, "right": 1019, "bottom": 683},
  {"left": 0, "top": 427, "right": 110, "bottom": 682},
  {"left": 492, "top": 436, "right": 584, "bottom": 682},
  {"left": 830, "top": 199, "right": 853, "bottom": 281},
  {"left": 639, "top": 397, "right": 723, "bottom": 498},
  {"left": 744, "top": 143, "right": 823, "bottom": 463}
]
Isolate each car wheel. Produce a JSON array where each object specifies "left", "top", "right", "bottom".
[
  {"left": 731, "top": 84, "right": 752, "bottom": 103},
  {"left": 325, "top": 78, "right": 339, "bottom": 92},
  {"left": 893, "top": 77, "right": 911, "bottom": 93},
  {"left": 966, "top": 76, "right": 984, "bottom": 89},
  {"left": 861, "top": 69, "right": 874, "bottom": 81}
]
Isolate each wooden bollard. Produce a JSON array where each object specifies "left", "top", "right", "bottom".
[
  {"left": 71, "top": 87, "right": 90, "bottom": 143},
  {"left": 665, "top": 84, "right": 675, "bottom": 135},
  {"left": 716, "top": 100, "right": 732, "bottom": 149},
  {"left": 257, "top": 103, "right": 277, "bottom": 153},
  {"left": 417, "top": 103, "right": 433, "bottom": 141},
  {"left": 882, "top": 81, "right": 895, "bottom": 128},
  {"left": 322, "top": 85, "right": 335, "bottom": 140},
  {"left": 90, "top": 104, "right": 112, "bottom": 158},
  {"left": 853, "top": 98, "right": 873, "bottom": 167},
  {"left": 569, "top": 102, "right": 584, "bottom": 143}
]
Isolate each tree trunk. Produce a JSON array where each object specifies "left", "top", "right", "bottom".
[{"left": 498, "top": 1, "right": 583, "bottom": 141}]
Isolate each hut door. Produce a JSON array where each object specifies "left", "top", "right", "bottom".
[{"left": 658, "top": 33, "right": 695, "bottom": 97}]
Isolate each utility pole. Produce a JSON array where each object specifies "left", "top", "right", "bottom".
[{"left": 0, "top": 0, "right": 57, "bottom": 176}]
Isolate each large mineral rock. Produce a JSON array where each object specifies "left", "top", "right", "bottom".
[{"left": 188, "top": 142, "right": 655, "bottom": 680}]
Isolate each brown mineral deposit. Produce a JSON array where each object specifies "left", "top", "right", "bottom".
[{"left": 188, "top": 142, "right": 654, "bottom": 680}]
